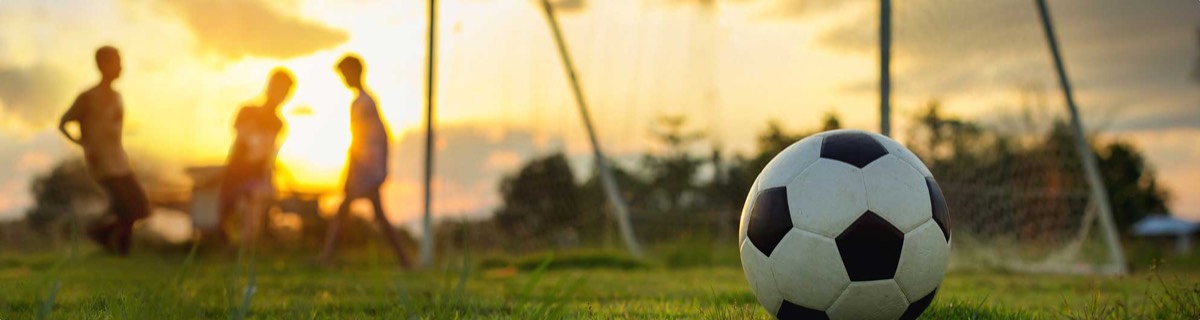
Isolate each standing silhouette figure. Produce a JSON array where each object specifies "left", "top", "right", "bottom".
[
  {"left": 59, "top": 46, "right": 148, "bottom": 256},
  {"left": 318, "top": 55, "right": 411, "bottom": 268},
  {"left": 217, "top": 68, "right": 293, "bottom": 248}
]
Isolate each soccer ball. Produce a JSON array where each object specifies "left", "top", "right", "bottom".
[{"left": 739, "top": 129, "right": 950, "bottom": 320}]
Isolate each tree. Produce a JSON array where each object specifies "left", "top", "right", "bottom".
[
  {"left": 746, "top": 112, "right": 841, "bottom": 180},
  {"left": 683, "top": 113, "right": 842, "bottom": 242},
  {"left": 907, "top": 102, "right": 992, "bottom": 165},
  {"left": 493, "top": 153, "right": 584, "bottom": 248},
  {"left": 906, "top": 101, "right": 1171, "bottom": 237},
  {"left": 703, "top": 147, "right": 753, "bottom": 241},
  {"left": 25, "top": 158, "right": 106, "bottom": 240},
  {"left": 642, "top": 115, "right": 706, "bottom": 215},
  {"left": 1096, "top": 142, "right": 1170, "bottom": 232}
]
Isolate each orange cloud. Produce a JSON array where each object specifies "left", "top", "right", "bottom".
[
  {"left": 0, "top": 64, "right": 71, "bottom": 129},
  {"left": 15, "top": 151, "right": 54, "bottom": 173},
  {"left": 548, "top": 0, "right": 586, "bottom": 12},
  {"left": 0, "top": 180, "right": 30, "bottom": 220},
  {"left": 161, "top": 0, "right": 349, "bottom": 59}
]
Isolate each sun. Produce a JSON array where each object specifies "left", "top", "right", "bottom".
[
  {"left": 259, "top": 50, "right": 421, "bottom": 193},
  {"left": 276, "top": 108, "right": 351, "bottom": 193},
  {"left": 273, "top": 62, "right": 356, "bottom": 193}
]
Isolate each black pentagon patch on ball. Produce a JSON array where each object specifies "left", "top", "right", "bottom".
[
  {"left": 747, "top": 187, "right": 793, "bottom": 257},
  {"left": 925, "top": 177, "right": 951, "bottom": 243},
  {"left": 819, "top": 132, "right": 889, "bottom": 168},
  {"left": 778, "top": 300, "right": 829, "bottom": 320},
  {"left": 899, "top": 288, "right": 938, "bottom": 320},
  {"left": 835, "top": 211, "right": 904, "bottom": 281}
]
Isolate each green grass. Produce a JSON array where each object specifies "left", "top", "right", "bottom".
[{"left": 1, "top": 248, "right": 1198, "bottom": 319}]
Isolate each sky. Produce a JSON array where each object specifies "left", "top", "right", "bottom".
[{"left": 0, "top": 0, "right": 1197, "bottom": 227}]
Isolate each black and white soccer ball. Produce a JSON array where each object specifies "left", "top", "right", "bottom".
[{"left": 739, "top": 129, "right": 951, "bottom": 320}]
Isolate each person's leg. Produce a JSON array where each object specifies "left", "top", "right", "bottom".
[
  {"left": 215, "top": 180, "right": 241, "bottom": 247},
  {"left": 317, "top": 197, "right": 354, "bottom": 263},
  {"left": 85, "top": 217, "right": 118, "bottom": 251},
  {"left": 107, "top": 175, "right": 150, "bottom": 256},
  {"left": 87, "top": 178, "right": 121, "bottom": 253},
  {"left": 240, "top": 190, "right": 270, "bottom": 250},
  {"left": 367, "top": 189, "right": 411, "bottom": 269},
  {"left": 121, "top": 176, "right": 149, "bottom": 255}
]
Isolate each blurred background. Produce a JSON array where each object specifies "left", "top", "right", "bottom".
[{"left": 0, "top": 0, "right": 1197, "bottom": 272}]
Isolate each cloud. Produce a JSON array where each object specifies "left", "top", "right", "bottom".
[
  {"left": 1194, "top": 26, "right": 1200, "bottom": 82},
  {"left": 800, "top": 0, "right": 1200, "bottom": 219},
  {"left": 383, "top": 124, "right": 575, "bottom": 221},
  {"left": 758, "top": 0, "right": 858, "bottom": 19},
  {"left": 815, "top": 0, "right": 1200, "bottom": 131},
  {"left": 550, "top": 0, "right": 586, "bottom": 12},
  {"left": 0, "top": 64, "right": 71, "bottom": 129},
  {"left": 161, "top": 0, "right": 349, "bottom": 59},
  {"left": 1122, "top": 129, "right": 1200, "bottom": 219},
  {"left": 531, "top": 0, "right": 586, "bottom": 13},
  {"left": 0, "top": 131, "right": 69, "bottom": 221},
  {"left": 818, "top": 1, "right": 1059, "bottom": 90},
  {"left": 0, "top": 180, "right": 30, "bottom": 222},
  {"left": 1106, "top": 104, "right": 1200, "bottom": 133},
  {"left": 15, "top": 151, "right": 55, "bottom": 173}
]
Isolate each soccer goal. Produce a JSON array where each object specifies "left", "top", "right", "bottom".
[
  {"left": 412, "top": 0, "right": 1126, "bottom": 275},
  {"left": 880, "top": 0, "right": 1126, "bottom": 274}
]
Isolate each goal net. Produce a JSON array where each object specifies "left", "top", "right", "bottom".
[
  {"left": 415, "top": 0, "right": 1124, "bottom": 274},
  {"left": 887, "top": 0, "right": 1123, "bottom": 274}
]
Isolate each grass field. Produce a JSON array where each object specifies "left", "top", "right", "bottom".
[{"left": 2, "top": 247, "right": 1199, "bottom": 319}]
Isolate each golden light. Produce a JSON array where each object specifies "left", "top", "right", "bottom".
[
  {"left": 274, "top": 58, "right": 356, "bottom": 193},
  {"left": 277, "top": 107, "right": 351, "bottom": 192},
  {"left": 264, "top": 44, "right": 424, "bottom": 193}
]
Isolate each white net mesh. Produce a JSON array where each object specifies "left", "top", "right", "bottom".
[
  {"left": 889, "top": 0, "right": 1117, "bottom": 273},
  {"left": 414, "top": 0, "right": 1121, "bottom": 273}
]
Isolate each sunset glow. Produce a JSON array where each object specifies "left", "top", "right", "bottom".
[
  {"left": 0, "top": 0, "right": 1196, "bottom": 225},
  {"left": 4, "top": 1, "right": 1200, "bottom": 317}
]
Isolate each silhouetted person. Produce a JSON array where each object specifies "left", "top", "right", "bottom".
[
  {"left": 217, "top": 68, "right": 293, "bottom": 248},
  {"left": 318, "top": 55, "right": 411, "bottom": 268},
  {"left": 59, "top": 46, "right": 148, "bottom": 256}
]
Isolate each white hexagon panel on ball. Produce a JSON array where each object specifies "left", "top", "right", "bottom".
[{"left": 739, "top": 129, "right": 951, "bottom": 320}]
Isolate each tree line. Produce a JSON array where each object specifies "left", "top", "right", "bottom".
[
  {"left": 486, "top": 104, "right": 1169, "bottom": 251},
  {"left": 6, "top": 102, "right": 1172, "bottom": 254}
]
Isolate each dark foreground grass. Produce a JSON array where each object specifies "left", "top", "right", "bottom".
[{"left": 1, "top": 249, "right": 1198, "bottom": 319}]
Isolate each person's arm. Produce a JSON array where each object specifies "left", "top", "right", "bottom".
[
  {"left": 233, "top": 107, "right": 249, "bottom": 132},
  {"left": 58, "top": 95, "right": 85, "bottom": 145},
  {"left": 266, "top": 121, "right": 285, "bottom": 175}
]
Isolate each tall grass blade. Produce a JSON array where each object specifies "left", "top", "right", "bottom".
[{"left": 36, "top": 280, "right": 61, "bottom": 320}]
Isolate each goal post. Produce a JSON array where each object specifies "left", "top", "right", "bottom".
[
  {"left": 419, "top": 0, "right": 437, "bottom": 268},
  {"left": 880, "top": 0, "right": 893, "bottom": 137},
  {"left": 413, "top": 0, "right": 1128, "bottom": 274},
  {"left": 1033, "top": 0, "right": 1126, "bottom": 274},
  {"left": 539, "top": 0, "right": 644, "bottom": 258},
  {"left": 879, "top": 0, "right": 1130, "bottom": 274}
]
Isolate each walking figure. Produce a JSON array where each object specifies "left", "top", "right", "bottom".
[
  {"left": 318, "top": 55, "right": 411, "bottom": 268},
  {"left": 59, "top": 46, "right": 148, "bottom": 256},
  {"left": 217, "top": 68, "right": 294, "bottom": 247}
]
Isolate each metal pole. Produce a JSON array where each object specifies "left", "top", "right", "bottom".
[
  {"left": 1035, "top": 0, "right": 1127, "bottom": 275},
  {"left": 880, "top": 0, "right": 892, "bottom": 136},
  {"left": 540, "top": 0, "right": 643, "bottom": 257},
  {"left": 418, "top": 0, "right": 437, "bottom": 268}
]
